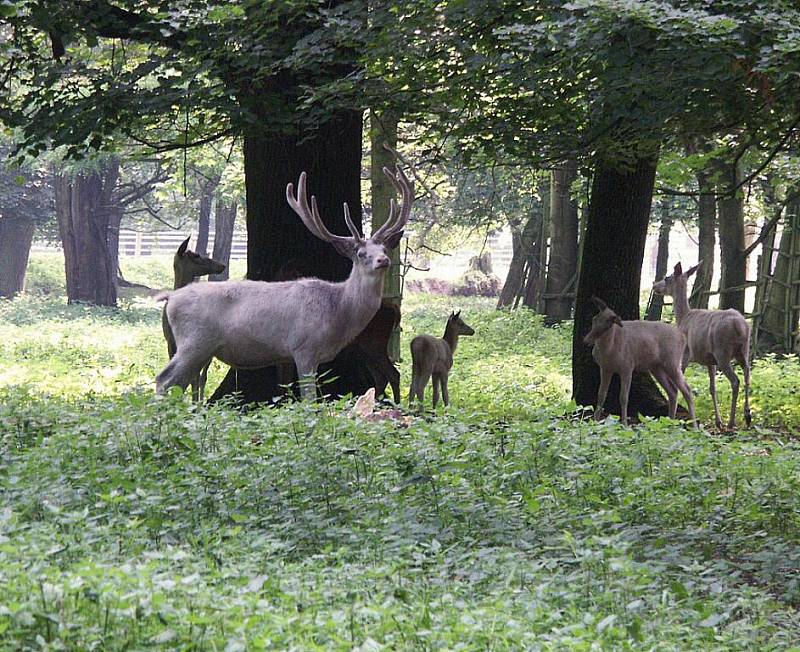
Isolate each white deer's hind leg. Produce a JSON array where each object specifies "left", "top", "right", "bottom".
[
  {"left": 652, "top": 369, "right": 678, "bottom": 419},
  {"left": 156, "top": 348, "right": 210, "bottom": 396}
]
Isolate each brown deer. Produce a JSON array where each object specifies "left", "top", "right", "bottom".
[
  {"left": 409, "top": 310, "right": 474, "bottom": 408},
  {"left": 653, "top": 261, "right": 751, "bottom": 429},
  {"left": 163, "top": 236, "right": 225, "bottom": 401}
]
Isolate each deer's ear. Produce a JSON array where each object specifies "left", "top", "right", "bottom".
[
  {"left": 177, "top": 236, "right": 191, "bottom": 256},
  {"left": 674, "top": 261, "right": 683, "bottom": 275},
  {"left": 591, "top": 295, "right": 607, "bottom": 311},
  {"left": 614, "top": 315, "right": 623, "bottom": 327},
  {"left": 686, "top": 261, "right": 701, "bottom": 277},
  {"left": 331, "top": 241, "right": 356, "bottom": 259},
  {"left": 383, "top": 230, "right": 404, "bottom": 251},
  {"left": 455, "top": 310, "right": 461, "bottom": 318}
]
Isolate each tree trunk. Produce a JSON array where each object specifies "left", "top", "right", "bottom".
[
  {"left": 717, "top": 161, "right": 746, "bottom": 313},
  {"left": 573, "top": 155, "right": 671, "bottom": 420},
  {"left": 645, "top": 200, "right": 673, "bottom": 321},
  {"left": 756, "top": 198, "right": 800, "bottom": 353},
  {"left": 54, "top": 159, "right": 119, "bottom": 306},
  {"left": 544, "top": 161, "right": 579, "bottom": 322},
  {"left": 210, "top": 198, "right": 237, "bottom": 281},
  {"left": 522, "top": 176, "right": 549, "bottom": 310},
  {"left": 689, "top": 169, "right": 716, "bottom": 309},
  {"left": 209, "top": 109, "right": 375, "bottom": 403},
  {"left": 498, "top": 196, "right": 543, "bottom": 308},
  {"left": 195, "top": 174, "right": 220, "bottom": 257},
  {"left": 370, "top": 108, "right": 401, "bottom": 365},
  {"left": 0, "top": 217, "right": 36, "bottom": 298}
]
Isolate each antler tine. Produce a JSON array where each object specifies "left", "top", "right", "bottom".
[
  {"left": 286, "top": 172, "right": 354, "bottom": 246},
  {"left": 373, "top": 164, "right": 414, "bottom": 241},
  {"left": 342, "top": 203, "right": 363, "bottom": 241}
]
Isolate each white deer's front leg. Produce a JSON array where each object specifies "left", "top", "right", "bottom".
[{"left": 294, "top": 353, "right": 318, "bottom": 401}]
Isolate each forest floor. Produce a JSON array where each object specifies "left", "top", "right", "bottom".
[{"left": 1, "top": 256, "right": 800, "bottom": 650}]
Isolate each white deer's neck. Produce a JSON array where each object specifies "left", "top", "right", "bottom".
[
  {"left": 673, "top": 279, "right": 691, "bottom": 322},
  {"left": 341, "top": 263, "right": 385, "bottom": 324}
]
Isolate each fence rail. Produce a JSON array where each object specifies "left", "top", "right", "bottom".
[{"left": 32, "top": 230, "right": 249, "bottom": 260}]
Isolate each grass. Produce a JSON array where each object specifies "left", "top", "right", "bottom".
[{"left": 1, "top": 254, "right": 800, "bottom": 649}]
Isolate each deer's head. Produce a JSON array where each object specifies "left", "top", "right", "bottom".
[
  {"left": 286, "top": 165, "right": 413, "bottom": 276},
  {"left": 583, "top": 296, "right": 623, "bottom": 346},
  {"left": 652, "top": 261, "right": 701, "bottom": 297},
  {"left": 174, "top": 236, "right": 226, "bottom": 279},
  {"left": 447, "top": 310, "right": 475, "bottom": 336}
]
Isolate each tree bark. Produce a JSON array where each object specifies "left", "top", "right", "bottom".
[
  {"left": 717, "top": 160, "right": 746, "bottom": 313},
  {"left": 645, "top": 199, "right": 672, "bottom": 321},
  {"left": 108, "top": 206, "right": 123, "bottom": 282},
  {"left": 54, "top": 159, "right": 119, "bottom": 306},
  {"left": 498, "top": 196, "right": 543, "bottom": 308},
  {"left": 544, "top": 161, "right": 579, "bottom": 322},
  {"left": 0, "top": 217, "right": 36, "bottom": 298},
  {"left": 209, "top": 109, "right": 375, "bottom": 403},
  {"left": 756, "top": 198, "right": 800, "bottom": 353},
  {"left": 573, "top": 155, "right": 671, "bottom": 419},
  {"left": 522, "top": 176, "right": 549, "bottom": 310},
  {"left": 689, "top": 169, "right": 716, "bottom": 309},
  {"left": 195, "top": 173, "right": 220, "bottom": 257},
  {"left": 210, "top": 198, "right": 237, "bottom": 282}
]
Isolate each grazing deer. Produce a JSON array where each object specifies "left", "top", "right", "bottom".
[
  {"left": 408, "top": 310, "right": 475, "bottom": 408},
  {"left": 584, "top": 297, "right": 697, "bottom": 426},
  {"left": 156, "top": 166, "right": 413, "bottom": 400},
  {"left": 163, "top": 236, "right": 226, "bottom": 401},
  {"left": 653, "top": 261, "right": 751, "bottom": 429}
]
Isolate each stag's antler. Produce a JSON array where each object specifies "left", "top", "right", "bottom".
[
  {"left": 373, "top": 164, "right": 414, "bottom": 243},
  {"left": 286, "top": 172, "right": 362, "bottom": 247}
]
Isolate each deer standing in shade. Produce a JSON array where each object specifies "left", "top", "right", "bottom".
[
  {"left": 408, "top": 310, "right": 475, "bottom": 408},
  {"left": 584, "top": 296, "right": 697, "bottom": 426},
  {"left": 653, "top": 261, "right": 752, "bottom": 429},
  {"left": 156, "top": 166, "right": 413, "bottom": 399},
  {"left": 163, "top": 236, "right": 226, "bottom": 401}
]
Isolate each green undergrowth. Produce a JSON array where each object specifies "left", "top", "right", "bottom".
[{"left": 1, "top": 280, "right": 800, "bottom": 649}]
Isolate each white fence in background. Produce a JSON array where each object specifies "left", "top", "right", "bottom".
[{"left": 33, "top": 230, "right": 249, "bottom": 260}]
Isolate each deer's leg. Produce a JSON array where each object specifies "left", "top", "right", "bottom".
[
  {"left": 673, "top": 371, "right": 698, "bottom": 428},
  {"left": 156, "top": 348, "right": 209, "bottom": 395},
  {"left": 618, "top": 368, "right": 632, "bottom": 426},
  {"left": 594, "top": 367, "right": 612, "bottom": 420},
  {"left": 652, "top": 368, "right": 678, "bottom": 419},
  {"left": 718, "top": 360, "right": 740, "bottom": 430},
  {"left": 294, "top": 354, "right": 318, "bottom": 401},
  {"left": 432, "top": 374, "right": 441, "bottom": 408},
  {"left": 707, "top": 364, "right": 722, "bottom": 430},
  {"left": 737, "top": 352, "right": 752, "bottom": 427},
  {"left": 441, "top": 373, "right": 450, "bottom": 407},
  {"left": 197, "top": 361, "right": 211, "bottom": 402},
  {"left": 388, "top": 365, "right": 401, "bottom": 404}
]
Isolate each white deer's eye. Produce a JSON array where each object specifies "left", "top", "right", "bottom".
[{"left": 357, "top": 250, "right": 366, "bottom": 259}]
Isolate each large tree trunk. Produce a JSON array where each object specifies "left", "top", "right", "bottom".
[
  {"left": 209, "top": 198, "right": 237, "bottom": 282},
  {"left": 717, "top": 161, "right": 746, "bottom": 313},
  {"left": 195, "top": 173, "right": 220, "bottom": 257},
  {"left": 756, "top": 198, "right": 800, "bottom": 353},
  {"left": 0, "top": 217, "right": 36, "bottom": 298},
  {"left": 544, "top": 161, "right": 579, "bottom": 322},
  {"left": 54, "top": 160, "right": 119, "bottom": 306},
  {"left": 573, "top": 155, "right": 670, "bottom": 420},
  {"left": 209, "top": 109, "right": 376, "bottom": 403},
  {"left": 689, "top": 169, "right": 716, "bottom": 309},
  {"left": 645, "top": 199, "right": 673, "bottom": 321}
]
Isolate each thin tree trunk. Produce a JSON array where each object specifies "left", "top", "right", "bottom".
[
  {"left": 54, "top": 159, "right": 119, "bottom": 306},
  {"left": 522, "top": 176, "right": 549, "bottom": 310},
  {"left": 108, "top": 207, "right": 123, "bottom": 282},
  {"left": 0, "top": 217, "right": 36, "bottom": 297},
  {"left": 195, "top": 174, "right": 220, "bottom": 257},
  {"left": 210, "top": 198, "right": 237, "bottom": 282},
  {"left": 689, "top": 169, "right": 716, "bottom": 309},
  {"left": 210, "top": 108, "right": 372, "bottom": 403},
  {"left": 498, "top": 202, "right": 542, "bottom": 308},
  {"left": 573, "top": 155, "right": 671, "bottom": 420},
  {"left": 645, "top": 200, "right": 673, "bottom": 321},
  {"left": 756, "top": 198, "right": 800, "bottom": 353},
  {"left": 544, "top": 161, "right": 579, "bottom": 322},
  {"left": 717, "top": 160, "right": 746, "bottom": 313}
]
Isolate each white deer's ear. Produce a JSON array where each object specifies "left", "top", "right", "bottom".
[
  {"left": 331, "top": 240, "right": 356, "bottom": 259},
  {"left": 686, "top": 261, "right": 701, "bottom": 277},
  {"left": 674, "top": 262, "right": 683, "bottom": 275}
]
